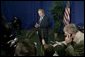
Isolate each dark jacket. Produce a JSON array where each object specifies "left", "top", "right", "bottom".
[{"left": 37, "top": 15, "right": 50, "bottom": 44}]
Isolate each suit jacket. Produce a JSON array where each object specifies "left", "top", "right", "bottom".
[
  {"left": 37, "top": 15, "right": 50, "bottom": 28},
  {"left": 37, "top": 15, "right": 50, "bottom": 44}
]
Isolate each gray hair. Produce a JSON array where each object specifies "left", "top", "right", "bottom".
[{"left": 64, "top": 24, "right": 78, "bottom": 34}]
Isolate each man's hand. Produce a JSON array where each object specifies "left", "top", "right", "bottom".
[
  {"left": 7, "top": 38, "right": 18, "bottom": 47},
  {"left": 65, "top": 34, "right": 72, "bottom": 45},
  {"left": 35, "top": 23, "right": 40, "bottom": 28},
  {"left": 42, "top": 38, "right": 46, "bottom": 45}
]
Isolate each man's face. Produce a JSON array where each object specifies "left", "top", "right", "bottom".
[
  {"left": 64, "top": 31, "right": 75, "bottom": 39},
  {"left": 38, "top": 11, "right": 44, "bottom": 17}
]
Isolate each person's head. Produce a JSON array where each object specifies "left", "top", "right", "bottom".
[
  {"left": 15, "top": 39, "right": 36, "bottom": 56},
  {"left": 38, "top": 9, "right": 45, "bottom": 17},
  {"left": 63, "top": 24, "right": 78, "bottom": 38},
  {"left": 44, "top": 44, "right": 55, "bottom": 56},
  {"left": 12, "top": 16, "right": 21, "bottom": 30}
]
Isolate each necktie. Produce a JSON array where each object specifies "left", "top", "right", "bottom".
[{"left": 39, "top": 17, "right": 43, "bottom": 24}]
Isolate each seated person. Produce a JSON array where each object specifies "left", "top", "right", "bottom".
[
  {"left": 14, "top": 39, "right": 36, "bottom": 56},
  {"left": 44, "top": 24, "right": 84, "bottom": 56}
]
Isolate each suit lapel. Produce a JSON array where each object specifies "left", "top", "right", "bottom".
[{"left": 40, "top": 16, "right": 45, "bottom": 26}]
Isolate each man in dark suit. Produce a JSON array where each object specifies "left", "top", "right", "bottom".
[
  {"left": 35, "top": 9, "right": 51, "bottom": 55},
  {"left": 35, "top": 9, "right": 50, "bottom": 45}
]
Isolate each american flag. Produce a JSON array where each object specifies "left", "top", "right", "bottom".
[{"left": 63, "top": 1, "right": 70, "bottom": 25}]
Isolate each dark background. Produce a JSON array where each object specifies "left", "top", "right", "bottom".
[
  {"left": 1, "top": 1, "right": 84, "bottom": 56},
  {"left": 1, "top": 1, "right": 84, "bottom": 29}
]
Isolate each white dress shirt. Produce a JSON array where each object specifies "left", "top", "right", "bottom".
[{"left": 39, "top": 16, "right": 44, "bottom": 24}]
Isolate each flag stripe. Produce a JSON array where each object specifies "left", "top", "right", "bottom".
[{"left": 63, "top": 2, "right": 70, "bottom": 26}]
